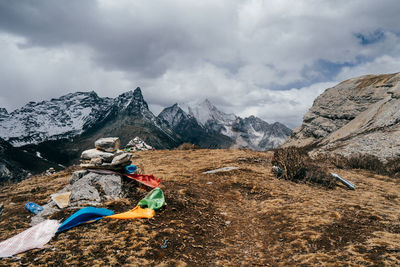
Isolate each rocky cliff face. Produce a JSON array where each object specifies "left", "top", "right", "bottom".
[{"left": 284, "top": 72, "right": 400, "bottom": 160}]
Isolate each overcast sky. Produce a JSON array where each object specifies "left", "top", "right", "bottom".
[{"left": 1, "top": 0, "right": 400, "bottom": 128}]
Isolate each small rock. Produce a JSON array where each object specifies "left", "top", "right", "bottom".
[
  {"left": 111, "top": 153, "right": 132, "bottom": 166},
  {"left": 95, "top": 137, "right": 120, "bottom": 153},
  {"left": 203, "top": 166, "right": 238, "bottom": 174},
  {"left": 81, "top": 149, "right": 114, "bottom": 162}
]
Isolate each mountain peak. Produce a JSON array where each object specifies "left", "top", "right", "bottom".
[
  {"left": 133, "top": 87, "right": 142, "bottom": 97},
  {"left": 0, "top": 108, "right": 8, "bottom": 115}
]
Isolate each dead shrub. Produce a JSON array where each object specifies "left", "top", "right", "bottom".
[
  {"left": 272, "top": 147, "right": 335, "bottom": 189},
  {"left": 176, "top": 143, "right": 200, "bottom": 150},
  {"left": 328, "top": 153, "right": 386, "bottom": 174},
  {"left": 348, "top": 154, "right": 385, "bottom": 174},
  {"left": 386, "top": 157, "right": 400, "bottom": 177}
]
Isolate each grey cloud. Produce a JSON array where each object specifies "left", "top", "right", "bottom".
[{"left": 1, "top": 0, "right": 400, "bottom": 128}]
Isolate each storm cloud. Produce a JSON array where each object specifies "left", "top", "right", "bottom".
[{"left": 0, "top": 0, "right": 400, "bottom": 128}]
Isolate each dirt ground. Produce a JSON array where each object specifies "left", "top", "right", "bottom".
[{"left": 0, "top": 149, "right": 400, "bottom": 266}]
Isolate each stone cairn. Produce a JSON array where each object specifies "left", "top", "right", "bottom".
[
  {"left": 124, "top": 136, "right": 153, "bottom": 152},
  {"left": 31, "top": 137, "right": 135, "bottom": 226},
  {"left": 80, "top": 137, "right": 133, "bottom": 170}
]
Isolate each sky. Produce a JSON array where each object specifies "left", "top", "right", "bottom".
[{"left": 0, "top": 0, "right": 400, "bottom": 128}]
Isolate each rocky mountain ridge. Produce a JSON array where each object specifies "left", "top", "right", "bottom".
[
  {"left": 158, "top": 100, "right": 291, "bottom": 150},
  {"left": 283, "top": 72, "right": 400, "bottom": 160}
]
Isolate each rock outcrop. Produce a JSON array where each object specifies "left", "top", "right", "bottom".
[{"left": 283, "top": 72, "right": 400, "bottom": 160}]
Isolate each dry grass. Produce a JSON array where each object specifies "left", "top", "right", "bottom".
[{"left": 0, "top": 149, "right": 399, "bottom": 266}]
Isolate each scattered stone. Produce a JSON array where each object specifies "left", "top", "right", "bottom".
[
  {"left": 95, "top": 137, "right": 120, "bottom": 153},
  {"left": 203, "top": 166, "right": 238, "bottom": 174},
  {"left": 0, "top": 203, "right": 4, "bottom": 216},
  {"left": 81, "top": 149, "right": 114, "bottom": 162},
  {"left": 30, "top": 202, "right": 59, "bottom": 226}
]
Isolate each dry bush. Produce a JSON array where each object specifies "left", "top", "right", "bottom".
[
  {"left": 176, "top": 143, "right": 200, "bottom": 150},
  {"left": 385, "top": 157, "right": 400, "bottom": 177},
  {"left": 272, "top": 147, "right": 335, "bottom": 188},
  {"left": 328, "top": 153, "right": 386, "bottom": 175},
  {"left": 347, "top": 154, "right": 386, "bottom": 174}
]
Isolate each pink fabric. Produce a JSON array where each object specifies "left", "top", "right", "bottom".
[{"left": 0, "top": 220, "right": 60, "bottom": 257}]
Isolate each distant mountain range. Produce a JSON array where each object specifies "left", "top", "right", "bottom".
[
  {"left": 0, "top": 88, "right": 291, "bottom": 181},
  {"left": 158, "top": 100, "right": 291, "bottom": 150}
]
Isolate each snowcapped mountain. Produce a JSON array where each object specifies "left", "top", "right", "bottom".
[
  {"left": 158, "top": 100, "right": 291, "bottom": 150},
  {"left": 158, "top": 103, "right": 234, "bottom": 148},
  {"left": 187, "top": 99, "right": 236, "bottom": 126},
  {"left": 0, "top": 91, "right": 113, "bottom": 146},
  {"left": 0, "top": 88, "right": 178, "bottom": 149}
]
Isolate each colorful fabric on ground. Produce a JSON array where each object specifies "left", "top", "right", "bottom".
[
  {"left": 138, "top": 187, "right": 165, "bottom": 210},
  {"left": 124, "top": 174, "right": 161, "bottom": 188},
  {"left": 0, "top": 220, "right": 60, "bottom": 257},
  {"left": 106, "top": 206, "right": 155, "bottom": 219},
  {"left": 87, "top": 169, "right": 162, "bottom": 188},
  {"left": 57, "top": 207, "right": 114, "bottom": 233}
]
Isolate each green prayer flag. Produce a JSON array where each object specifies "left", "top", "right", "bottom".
[{"left": 138, "top": 187, "right": 165, "bottom": 210}]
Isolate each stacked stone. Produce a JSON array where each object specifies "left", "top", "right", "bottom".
[{"left": 80, "top": 137, "right": 132, "bottom": 170}]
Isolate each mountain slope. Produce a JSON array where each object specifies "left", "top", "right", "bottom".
[
  {"left": 283, "top": 72, "right": 400, "bottom": 160},
  {"left": 0, "top": 137, "right": 60, "bottom": 183}
]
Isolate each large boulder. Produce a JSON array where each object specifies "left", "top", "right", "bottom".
[
  {"left": 95, "top": 137, "right": 120, "bottom": 153},
  {"left": 283, "top": 72, "right": 400, "bottom": 160},
  {"left": 68, "top": 172, "right": 122, "bottom": 207},
  {"left": 30, "top": 170, "right": 123, "bottom": 225}
]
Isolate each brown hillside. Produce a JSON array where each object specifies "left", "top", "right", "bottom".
[{"left": 0, "top": 149, "right": 400, "bottom": 266}]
